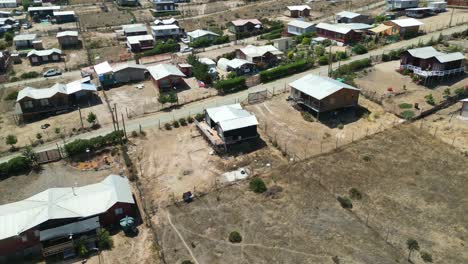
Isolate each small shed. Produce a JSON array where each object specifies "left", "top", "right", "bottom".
[
  {"left": 57, "top": 31, "right": 79, "bottom": 48},
  {"left": 53, "top": 11, "right": 76, "bottom": 23}
]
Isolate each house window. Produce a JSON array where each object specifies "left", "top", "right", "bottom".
[
  {"left": 115, "top": 208, "right": 124, "bottom": 215},
  {"left": 24, "top": 101, "right": 33, "bottom": 109},
  {"left": 52, "top": 55, "right": 59, "bottom": 61},
  {"left": 21, "top": 235, "right": 28, "bottom": 242},
  {"left": 40, "top": 99, "right": 49, "bottom": 106},
  {"left": 42, "top": 56, "right": 49, "bottom": 61},
  {"left": 31, "top": 57, "right": 39, "bottom": 63}
]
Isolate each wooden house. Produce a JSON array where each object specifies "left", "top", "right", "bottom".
[
  {"left": 336, "top": 11, "right": 371, "bottom": 24},
  {"left": 147, "top": 63, "right": 186, "bottom": 90},
  {"left": 56, "top": 31, "right": 79, "bottom": 48},
  {"left": 13, "top": 34, "right": 37, "bottom": 49},
  {"left": 315, "top": 22, "right": 362, "bottom": 45},
  {"left": 286, "top": 5, "right": 311, "bottom": 18},
  {"left": 27, "top": 49, "right": 62, "bottom": 66},
  {"left": 126, "top": 34, "right": 154, "bottom": 52},
  {"left": 289, "top": 74, "right": 360, "bottom": 117},
  {"left": 227, "top": 19, "right": 263, "bottom": 34},
  {"left": 236, "top": 45, "right": 282, "bottom": 68},
  {"left": 384, "top": 18, "right": 424, "bottom": 38},
  {"left": 0, "top": 51, "right": 11, "bottom": 73}
]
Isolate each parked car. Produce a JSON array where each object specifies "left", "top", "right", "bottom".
[
  {"left": 43, "top": 69, "right": 62, "bottom": 77},
  {"left": 181, "top": 37, "right": 190, "bottom": 44},
  {"left": 180, "top": 47, "right": 193, "bottom": 53}
]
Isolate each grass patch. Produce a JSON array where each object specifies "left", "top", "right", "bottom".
[
  {"left": 398, "top": 103, "right": 412, "bottom": 109},
  {"left": 400, "top": 110, "right": 415, "bottom": 120}
]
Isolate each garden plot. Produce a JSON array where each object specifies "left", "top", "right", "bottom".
[
  {"left": 157, "top": 125, "right": 468, "bottom": 264},
  {"left": 245, "top": 93, "right": 400, "bottom": 160},
  {"left": 355, "top": 60, "right": 468, "bottom": 119}
]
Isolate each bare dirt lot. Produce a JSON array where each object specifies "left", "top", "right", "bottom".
[
  {"left": 245, "top": 93, "right": 401, "bottom": 160},
  {"left": 157, "top": 125, "right": 468, "bottom": 264},
  {"left": 355, "top": 60, "right": 468, "bottom": 117}
]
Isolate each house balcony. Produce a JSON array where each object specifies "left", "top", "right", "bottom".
[{"left": 401, "top": 64, "right": 465, "bottom": 77}]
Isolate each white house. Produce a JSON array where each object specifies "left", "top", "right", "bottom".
[
  {"left": 0, "top": 0, "right": 17, "bottom": 8},
  {"left": 386, "top": 0, "right": 419, "bottom": 10},
  {"left": 287, "top": 20, "right": 315, "bottom": 36},
  {"left": 186, "top": 29, "right": 219, "bottom": 42},
  {"left": 151, "top": 24, "right": 181, "bottom": 38}
]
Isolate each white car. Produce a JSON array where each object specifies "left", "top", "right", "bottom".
[
  {"left": 181, "top": 37, "right": 190, "bottom": 44},
  {"left": 180, "top": 47, "right": 193, "bottom": 53}
]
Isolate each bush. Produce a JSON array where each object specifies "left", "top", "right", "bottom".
[
  {"left": 64, "top": 131, "right": 124, "bottom": 156},
  {"left": 195, "top": 113, "right": 204, "bottom": 122},
  {"left": 4, "top": 90, "right": 18, "bottom": 101},
  {"left": 131, "top": 131, "right": 138, "bottom": 137},
  {"left": 187, "top": 116, "right": 194, "bottom": 123},
  {"left": 398, "top": 103, "right": 412, "bottom": 109},
  {"left": 187, "top": 55, "right": 212, "bottom": 84},
  {"left": 179, "top": 118, "right": 187, "bottom": 126},
  {"left": 159, "top": 92, "right": 178, "bottom": 104},
  {"left": 136, "top": 39, "right": 180, "bottom": 58},
  {"left": 337, "top": 123, "right": 344, "bottom": 129},
  {"left": 172, "top": 120, "right": 180, "bottom": 128},
  {"left": 228, "top": 231, "right": 242, "bottom": 243},
  {"left": 349, "top": 188, "right": 362, "bottom": 200},
  {"left": 97, "top": 229, "right": 113, "bottom": 250},
  {"left": 333, "top": 58, "right": 371, "bottom": 77},
  {"left": 400, "top": 110, "right": 415, "bottom": 120},
  {"left": 249, "top": 177, "right": 267, "bottom": 193},
  {"left": 0, "top": 156, "right": 31, "bottom": 176},
  {"left": 421, "top": 251, "right": 433, "bottom": 263},
  {"left": 20, "top": 71, "right": 40, "bottom": 79},
  {"left": 318, "top": 55, "right": 329, "bottom": 65},
  {"left": 424, "top": 94, "right": 435, "bottom": 105},
  {"left": 352, "top": 44, "right": 368, "bottom": 54},
  {"left": 259, "top": 60, "right": 309, "bottom": 83},
  {"left": 301, "top": 112, "right": 314, "bottom": 122},
  {"left": 164, "top": 123, "right": 172, "bottom": 130},
  {"left": 337, "top": 196, "right": 353, "bottom": 209},
  {"left": 362, "top": 155, "right": 371, "bottom": 162},
  {"left": 181, "top": 261, "right": 193, "bottom": 264},
  {"left": 215, "top": 76, "right": 247, "bottom": 94}
]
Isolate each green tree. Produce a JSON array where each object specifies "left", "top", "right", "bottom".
[
  {"left": 352, "top": 44, "right": 368, "bottom": 55},
  {"left": 87, "top": 112, "right": 97, "bottom": 125},
  {"left": 228, "top": 231, "right": 242, "bottom": 243},
  {"left": 4, "top": 32, "right": 13, "bottom": 42},
  {"left": 406, "top": 239, "right": 420, "bottom": 261},
  {"left": 249, "top": 177, "right": 267, "bottom": 193},
  {"left": 21, "top": 146, "right": 38, "bottom": 167},
  {"left": 314, "top": 45, "right": 325, "bottom": 57},
  {"left": 22, "top": 0, "right": 30, "bottom": 11},
  {"left": 97, "top": 228, "right": 113, "bottom": 249},
  {"left": 301, "top": 37, "right": 311, "bottom": 45},
  {"left": 6, "top": 135, "right": 17, "bottom": 150},
  {"left": 424, "top": 94, "right": 435, "bottom": 105}
]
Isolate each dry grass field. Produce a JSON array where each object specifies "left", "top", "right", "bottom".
[{"left": 157, "top": 125, "right": 468, "bottom": 264}]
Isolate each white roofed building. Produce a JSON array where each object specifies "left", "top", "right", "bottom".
[
  {"left": 286, "top": 5, "right": 311, "bottom": 17},
  {"left": 147, "top": 63, "right": 186, "bottom": 90},
  {"left": 27, "top": 48, "right": 62, "bottom": 66},
  {"left": 13, "top": 34, "right": 37, "bottom": 49},
  {"left": 384, "top": 18, "right": 424, "bottom": 37},
  {"left": 289, "top": 74, "right": 360, "bottom": 115},
  {"left": 122, "top": 23, "right": 148, "bottom": 36},
  {"left": 186, "top": 29, "right": 220, "bottom": 42},
  {"left": 201, "top": 104, "right": 259, "bottom": 147},
  {"left": 0, "top": 175, "right": 136, "bottom": 259},
  {"left": 315, "top": 22, "right": 368, "bottom": 44},
  {"left": 400, "top": 46, "right": 465, "bottom": 79},
  {"left": 0, "top": 0, "right": 17, "bottom": 8},
  {"left": 236, "top": 45, "right": 283, "bottom": 67},
  {"left": 287, "top": 20, "right": 315, "bottom": 36},
  {"left": 151, "top": 24, "right": 181, "bottom": 38},
  {"left": 154, "top": 17, "right": 178, "bottom": 26},
  {"left": 336, "top": 11, "right": 370, "bottom": 24},
  {"left": 386, "top": 0, "right": 419, "bottom": 10}
]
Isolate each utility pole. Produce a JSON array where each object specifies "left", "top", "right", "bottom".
[
  {"left": 121, "top": 113, "right": 127, "bottom": 140},
  {"left": 448, "top": 7, "right": 455, "bottom": 27},
  {"left": 78, "top": 107, "right": 84, "bottom": 128},
  {"left": 328, "top": 45, "right": 333, "bottom": 77}
]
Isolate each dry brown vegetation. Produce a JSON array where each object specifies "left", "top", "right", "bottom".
[{"left": 157, "top": 125, "right": 468, "bottom": 264}]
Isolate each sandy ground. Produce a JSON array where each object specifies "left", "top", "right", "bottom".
[
  {"left": 355, "top": 60, "right": 468, "bottom": 116},
  {"left": 245, "top": 93, "right": 401, "bottom": 160},
  {"left": 0, "top": 90, "right": 112, "bottom": 153},
  {"left": 0, "top": 162, "right": 113, "bottom": 204},
  {"left": 414, "top": 9, "right": 468, "bottom": 33},
  {"left": 157, "top": 125, "right": 468, "bottom": 264},
  {"left": 79, "top": 5, "right": 135, "bottom": 29}
]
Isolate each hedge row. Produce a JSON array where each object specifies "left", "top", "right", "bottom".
[
  {"left": 214, "top": 76, "right": 247, "bottom": 94},
  {"left": 0, "top": 156, "right": 31, "bottom": 177},
  {"left": 332, "top": 58, "right": 372, "bottom": 78},
  {"left": 136, "top": 40, "right": 179, "bottom": 59},
  {"left": 259, "top": 60, "right": 309, "bottom": 83},
  {"left": 64, "top": 130, "right": 124, "bottom": 157},
  {"left": 189, "top": 35, "right": 230, "bottom": 48}
]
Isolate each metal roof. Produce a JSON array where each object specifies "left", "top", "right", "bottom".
[
  {"left": 339, "top": 23, "right": 373, "bottom": 30},
  {"left": 369, "top": 24, "right": 393, "bottom": 33},
  {"left": 390, "top": 18, "right": 424, "bottom": 27},
  {"left": 287, "top": 5, "right": 311, "bottom": 11},
  {"left": 151, "top": 24, "right": 179, "bottom": 30},
  {"left": 336, "top": 11, "right": 361, "bottom": 19},
  {"left": 28, "top": 6, "right": 61, "bottom": 11},
  {"left": 288, "top": 19, "right": 314, "bottom": 29},
  {"left": 112, "top": 62, "right": 147, "bottom": 72},
  {"left": 316, "top": 22, "right": 352, "bottom": 34},
  {"left": 122, "top": 24, "right": 147, "bottom": 34},
  {"left": 435, "top": 52, "right": 465, "bottom": 63},
  {"left": 289, "top": 74, "right": 359, "bottom": 100},
  {"left": 53, "top": 11, "right": 75, "bottom": 16},
  {"left": 154, "top": 17, "right": 177, "bottom": 25},
  {"left": 407, "top": 46, "right": 441, "bottom": 59},
  {"left": 56, "top": 31, "right": 78, "bottom": 37},
  {"left": 240, "top": 45, "right": 283, "bottom": 58},
  {"left": 147, "top": 64, "right": 185, "bottom": 80},
  {"left": 17, "top": 79, "right": 96, "bottom": 101},
  {"left": 127, "top": 34, "right": 154, "bottom": 44},
  {"left": 227, "top": 58, "right": 253, "bottom": 69},
  {"left": 94, "top": 61, "right": 113, "bottom": 75},
  {"left": 0, "top": 175, "right": 134, "bottom": 240},
  {"left": 199, "top": 57, "right": 216, "bottom": 66},
  {"left": 230, "top": 19, "right": 262, "bottom": 26},
  {"left": 27, "top": 48, "right": 62, "bottom": 57},
  {"left": 206, "top": 104, "right": 258, "bottom": 132},
  {"left": 13, "top": 34, "right": 37, "bottom": 41},
  {"left": 187, "top": 29, "right": 219, "bottom": 39}
]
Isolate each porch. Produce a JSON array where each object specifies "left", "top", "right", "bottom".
[{"left": 401, "top": 64, "right": 465, "bottom": 77}]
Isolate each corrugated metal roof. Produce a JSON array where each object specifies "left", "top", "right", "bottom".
[
  {"left": 53, "top": 11, "right": 75, "bottom": 16},
  {"left": 435, "top": 52, "right": 465, "bottom": 63},
  {"left": 390, "top": 18, "right": 424, "bottom": 27},
  {"left": 56, "top": 31, "right": 78, "bottom": 38},
  {"left": 336, "top": 11, "right": 361, "bottom": 19},
  {"left": 206, "top": 104, "right": 258, "bottom": 132},
  {"left": 230, "top": 19, "right": 262, "bottom": 26},
  {"left": 122, "top": 24, "right": 147, "bottom": 34},
  {"left": 187, "top": 29, "right": 219, "bottom": 39},
  {"left": 151, "top": 24, "right": 179, "bottom": 30},
  {"left": 288, "top": 19, "right": 315, "bottom": 29},
  {"left": 199, "top": 57, "right": 216, "bottom": 66},
  {"left": 154, "top": 17, "right": 177, "bottom": 25},
  {"left": 0, "top": 175, "right": 134, "bottom": 240},
  {"left": 13, "top": 34, "right": 37, "bottom": 41},
  {"left": 17, "top": 79, "right": 96, "bottom": 101},
  {"left": 227, "top": 58, "right": 252, "bottom": 69},
  {"left": 28, "top": 6, "right": 61, "bottom": 11},
  {"left": 287, "top": 5, "right": 311, "bottom": 11},
  {"left": 316, "top": 22, "right": 352, "bottom": 34},
  {"left": 407, "top": 46, "right": 442, "bottom": 59},
  {"left": 289, "top": 74, "right": 359, "bottom": 100},
  {"left": 112, "top": 62, "right": 147, "bottom": 72},
  {"left": 369, "top": 24, "right": 393, "bottom": 33},
  {"left": 27, "top": 48, "right": 62, "bottom": 57},
  {"left": 127, "top": 34, "right": 154, "bottom": 44},
  {"left": 147, "top": 64, "right": 185, "bottom": 80},
  {"left": 94, "top": 61, "right": 113, "bottom": 75},
  {"left": 240, "top": 45, "right": 283, "bottom": 58}
]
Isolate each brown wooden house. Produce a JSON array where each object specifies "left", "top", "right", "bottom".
[
  {"left": 289, "top": 74, "right": 360, "bottom": 117},
  {"left": 315, "top": 23, "right": 362, "bottom": 44},
  {"left": 286, "top": 5, "right": 311, "bottom": 18},
  {"left": 147, "top": 64, "right": 186, "bottom": 90},
  {"left": 236, "top": 45, "right": 283, "bottom": 68},
  {"left": 227, "top": 19, "right": 263, "bottom": 34},
  {"left": 400, "top": 46, "right": 465, "bottom": 79},
  {"left": 383, "top": 18, "right": 423, "bottom": 38},
  {"left": 27, "top": 49, "right": 62, "bottom": 66}
]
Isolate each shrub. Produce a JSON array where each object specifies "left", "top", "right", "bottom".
[
  {"left": 337, "top": 196, "right": 353, "bottom": 209},
  {"left": 333, "top": 58, "right": 372, "bottom": 77},
  {"left": 159, "top": 92, "right": 178, "bottom": 104},
  {"left": 20, "top": 71, "right": 40, "bottom": 79},
  {"left": 97, "top": 229, "right": 113, "bottom": 249},
  {"left": 259, "top": 60, "right": 309, "bottom": 83},
  {"left": 349, "top": 188, "right": 362, "bottom": 200},
  {"left": 0, "top": 156, "right": 31, "bottom": 176},
  {"left": 249, "top": 177, "right": 267, "bottom": 193},
  {"left": 64, "top": 131, "right": 124, "bottom": 156},
  {"left": 352, "top": 44, "right": 368, "bottom": 54},
  {"left": 301, "top": 112, "right": 314, "bottom": 122},
  {"left": 172, "top": 120, "right": 180, "bottom": 128},
  {"left": 164, "top": 123, "right": 172, "bottom": 130},
  {"left": 179, "top": 118, "right": 187, "bottom": 126},
  {"left": 4, "top": 90, "right": 18, "bottom": 101},
  {"left": 424, "top": 94, "right": 435, "bottom": 105},
  {"left": 195, "top": 113, "right": 205, "bottom": 122},
  {"left": 214, "top": 76, "right": 247, "bottom": 94},
  {"left": 136, "top": 39, "right": 180, "bottom": 58},
  {"left": 362, "top": 155, "right": 372, "bottom": 161},
  {"left": 337, "top": 123, "right": 344, "bottom": 129},
  {"left": 400, "top": 110, "right": 415, "bottom": 120},
  {"left": 421, "top": 251, "right": 433, "bottom": 263},
  {"left": 181, "top": 261, "right": 193, "bottom": 264},
  {"left": 318, "top": 55, "right": 329, "bottom": 65},
  {"left": 454, "top": 87, "right": 467, "bottom": 97},
  {"left": 131, "top": 131, "right": 138, "bottom": 137},
  {"left": 76, "top": 238, "right": 89, "bottom": 257},
  {"left": 228, "top": 231, "right": 242, "bottom": 243},
  {"left": 398, "top": 103, "right": 412, "bottom": 109},
  {"left": 187, "top": 116, "right": 194, "bottom": 123},
  {"left": 87, "top": 112, "right": 97, "bottom": 125},
  {"left": 5, "top": 134, "right": 17, "bottom": 149}
]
